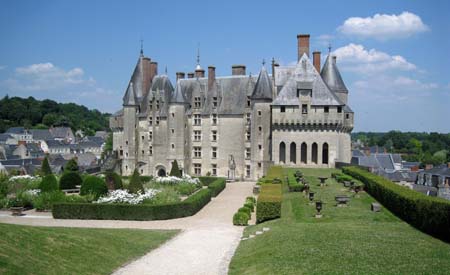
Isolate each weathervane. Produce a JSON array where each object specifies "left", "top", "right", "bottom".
[
  {"left": 196, "top": 43, "right": 200, "bottom": 65},
  {"left": 328, "top": 43, "right": 332, "bottom": 54},
  {"left": 262, "top": 58, "right": 266, "bottom": 66},
  {"left": 140, "top": 39, "right": 144, "bottom": 55}
]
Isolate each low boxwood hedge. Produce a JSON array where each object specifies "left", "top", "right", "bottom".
[
  {"left": 343, "top": 166, "right": 450, "bottom": 242},
  {"left": 197, "top": 176, "right": 218, "bottom": 186},
  {"left": 256, "top": 184, "right": 282, "bottom": 224},
  {"left": 52, "top": 188, "right": 212, "bottom": 221},
  {"left": 208, "top": 178, "right": 226, "bottom": 197},
  {"left": 233, "top": 211, "right": 250, "bottom": 226},
  {"left": 287, "top": 172, "right": 304, "bottom": 192}
]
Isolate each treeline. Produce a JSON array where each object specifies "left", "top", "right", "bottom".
[
  {"left": 0, "top": 96, "right": 110, "bottom": 135},
  {"left": 352, "top": 131, "right": 450, "bottom": 165}
]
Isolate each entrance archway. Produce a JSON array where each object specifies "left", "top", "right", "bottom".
[{"left": 157, "top": 168, "right": 166, "bottom": 177}]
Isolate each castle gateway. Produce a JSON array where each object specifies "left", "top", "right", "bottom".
[{"left": 110, "top": 34, "right": 354, "bottom": 180}]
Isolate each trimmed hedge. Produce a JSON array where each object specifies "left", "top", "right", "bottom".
[
  {"left": 197, "top": 176, "right": 218, "bottom": 186},
  {"left": 208, "top": 178, "right": 226, "bottom": 197},
  {"left": 53, "top": 189, "right": 212, "bottom": 220},
  {"left": 256, "top": 184, "right": 282, "bottom": 223},
  {"left": 343, "top": 166, "right": 450, "bottom": 242},
  {"left": 39, "top": 175, "right": 58, "bottom": 192},
  {"left": 80, "top": 176, "right": 108, "bottom": 199},
  {"left": 287, "top": 172, "right": 304, "bottom": 192},
  {"left": 233, "top": 212, "right": 249, "bottom": 226}
]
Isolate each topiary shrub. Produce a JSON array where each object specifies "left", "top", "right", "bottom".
[
  {"left": 233, "top": 211, "right": 250, "bottom": 226},
  {"left": 246, "top": 196, "right": 256, "bottom": 203},
  {"left": 128, "top": 169, "right": 144, "bottom": 194},
  {"left": 169, "top": 160, "right": 182, "bottom": 178},
  {"left": 59, "top": 172, "right": 82, "bottom": 190},
  {"left": 39, "top": 175, "right": 58, "bottom": 192},
  {"left": 64, "top": 158, "right": 79, "bottom": 172},
  {"left": 244, "top": 201, "right": 254, "bottom": 212},
  {"left": 80, "top": 176, "right": 107, "bottom": 199},
  {"left": 238, "top": 206, "right": 251, "bottom": 217},
  {"left": 41, "top": 156, "right": 52, "bottom": 176},
  {"left": 105, "top": 172, "right": 123, "bottom": 190}
]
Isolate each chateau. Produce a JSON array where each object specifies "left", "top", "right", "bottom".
[{"left": 110, "top": 34, "right": 354, "bottom": 180}]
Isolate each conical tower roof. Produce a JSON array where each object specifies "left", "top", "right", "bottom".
[
  {"left": 251, "top": 66, "right": 273, "bottom": 100},
  {"left": 170, "top": 81, "right": 186, "bottom": 104},
  {"left": 321, "top": 54, "right": 348, "bottom": 94},
  {"left": 123, "top": 82, "right": 138, "bottom": 106}
]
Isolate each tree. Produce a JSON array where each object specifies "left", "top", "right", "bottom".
[
  {"left": 64, "top": 158, "right": 79, "bottom": 172},
  {"left": 41, "top": 156, "right": 52, "bottom": 176},
  {"left": 128, "top": 169, "right": 144, "bottom": 194},
  {"left": 59, "top": 172, "right": 82, "bottom": 190},
  {"left": 169, "top": 160, "right": 182, "bottom": 177}
]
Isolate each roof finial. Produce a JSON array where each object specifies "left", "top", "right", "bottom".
[
  {"left": 196, "top": 43, "right": 200, "bottom": 65},
  {"left": 262, "top": 58, "right": 266, "bottom": 66},
  {"left": 165, "top": 65, "right": 168, "bottom": 75},
  {"left": 140, "top": 39, "right": 144, "bottom": 55},
  {"left": 328, "top": 43, "right": 332, "bottom": 54}
]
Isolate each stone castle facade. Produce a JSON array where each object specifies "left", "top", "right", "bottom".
[{"left": 110, "top": 34, "right": 354, "bottom": 180}]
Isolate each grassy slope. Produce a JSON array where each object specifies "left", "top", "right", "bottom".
[
  {"left": 229, "top": 168, "right": 450, "bottom": 274},
  {"left": 0, "top": 223, "right": 178, "bottom": 275}
]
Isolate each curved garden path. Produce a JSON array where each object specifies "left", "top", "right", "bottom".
[{"left": 0, "top": 181, "right": 255, "bottom": 275}]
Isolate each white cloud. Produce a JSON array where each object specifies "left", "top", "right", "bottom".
[
  {"left": 0, "top": 65, "right": 6, "bottom": 70},
  {"left": 332, "top": 43, "right": 416, "bottom": 74},
  {"left": 337, "top": 11, "right": 429, "bottom": 40}
]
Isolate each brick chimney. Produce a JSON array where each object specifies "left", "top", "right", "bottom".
[
  {"left": 232, "top": 65, "right": 246, "bottom": 76},
  {"left": 150, "top": 61, "right": 158, "bottom": 81},
  {"left": 297, "top": 34, "right": 310, "bottom": 60},
  {"left": 208, "top": 66, "right": 215, "bottom": 90},
  {"left": 176, "top": 72, "right": 185, "bottom": 80},
  {"left": 142, "top": 57, "right": 152, "bottom": 95},
  {"left": 195, "top": 68, "right": 205, "bottom": 78},
  {"left": 187, "top": 72, "right": 195, "bottom": 79},
  {"left": 313, "top": 51, "right": 321, "bottom": 72}
]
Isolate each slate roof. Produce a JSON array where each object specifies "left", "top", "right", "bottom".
[
  {"left": 352, "top": 149, "right": 366, "bottom": 157},
  {"left": 30, "top": 129, "right": 52, "bottom": 140},
  {"left": 84, "top": 136, "right": 105, "bottom": 146},
  {"left": 123, "top": 82, "right": 139, "bottom": 106},
  {"left": 50, "top": 127, "right": 73, "bottom": 139},
  {"left": 419, "top": 166, "right": 450, "bottom": 177},
  {"left": 272, "top": 54, "right": 343, "bottom": 106},
  {"left": 45, "top": 140, "right": 69, "bottom": 148},
  {"left": 378, "top": 170, "right": 417, "bottom": 182},
  {"left": 170, "top": 81, "right": 187, "bottom": 104},
  {"left": 251, "top": 66, "right": 273, "bottom": 100},
  {"left": 375, "top": 154, "right": 395, "bottom": 170},
  {"left": 6, "top": 127, "right": 26, "bottom": 134},
  {"left": 0, "top": 134, "right": 13, "bottom": 142},
  {"left": 321, "top": 54, "right": 348, "bottom": 94}
]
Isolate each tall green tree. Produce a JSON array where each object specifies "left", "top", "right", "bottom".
[
  {"left": 169, "top": 160, "right": 182, "bottom": 177},
  {"left": 41, "top": 156, "right": 52, "bottom": 176},
  {"left": 128, "top": 169, "right": 144, "bottom": 194}
]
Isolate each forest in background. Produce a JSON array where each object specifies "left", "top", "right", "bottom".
[
  {"left": 352, "top": 131, "right": 450, "bottom": 165},
  {"left": 0, "top": 96, "right": 110, "bottom": 136}
]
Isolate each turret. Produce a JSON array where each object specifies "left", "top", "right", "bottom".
[{"left": 321, "top": 54, "right": 349, "bottom": 104}]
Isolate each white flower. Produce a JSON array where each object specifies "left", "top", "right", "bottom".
[
  {"left": 9, "top": 175, "right": 37, "bottom": 181},
  {"left": 24, "top": 189, "right": 41, "bottom": 196},
  {"left": 94, "top": 189, "right": 160, "bottom": 205},
  {"left": 154, "top": 176, "right": 200, "bottom": 185}
]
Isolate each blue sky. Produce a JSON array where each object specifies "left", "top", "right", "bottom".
[{"left": 0, "top": 0, "right": 449, "bottom": 132}]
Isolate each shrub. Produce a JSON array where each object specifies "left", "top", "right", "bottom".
[
  {"left": 246, "top": 196, "right": 256, "bottom": 203},
  {"left": 197, "top": 176, "right": 218, "bottom": 186},
  {"left": 244, "top": 202, "right": 254, "bottom": 212},
  {"left": 336, "top": 174, "right": 353, "bottom": 183},
  {"left": 140, "top": 176, "right": 153, "bottom": 183},
  {"left": 287, "top": 172, "right": 304, "bottom": 192},
  {"left": 53, "top": 188, "right": 212, "bottom": 221},
  {"left": 256, "top": 184, "right": 282, "bottom": 223},
  {"left": 208, "top": 178, "right": 226, "bottom": 197},
  {"left": 238, "top": 206, "right": 251, "bottom": 217},
  {"left": 128, "top": 169, "right": 144, "bottom": 194},
  {"left": 266, "top": 166, "right": 283, "bottom": 181},
  {"left": 175, "top": 183, "right": 197, "bottom": 196},
  {"left": 143, "top": 188, "right": 180, "bottom": 205},
  {"left": 41, "top": 156, "right": 52, "bottom": 176},
  {"left": 64, "top": 158, "right": 79, "bottom": 172},
  {"left": 39, "top": 175, "right": 58, "bottom": 193},
  {"left": 169, "top": 160, "right": 182, "bottom": 177},
  {"left": 233, "top": 212, "right": 250, "bottom": 226},
  {"left": 343, "top": 166, "right": 450, "bottom": 242},
  {"left": 33, "top": 190, "right": 66, "bottom": 211},
  {"left": 59, "top": 172, "right": 82, "bottom": 190},
  {"left": 105, "top": 172, "right": 123, "bottom": 190},
  {"left": 80, "top": 176, "right": 107, "bottom": 199}
]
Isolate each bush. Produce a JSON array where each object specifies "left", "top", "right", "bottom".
[
  {"left": 244, "top": 202, "right": 254, "bottom": 212},
  {"left": 266, "top": 166, "right": 283, "bottom": 181},
  {"left": 169, "top": 160, "right": 182, "bottom": 177},
  {"left": 39, "top": 175, "right": 58, "bottom": 192},
  {"left": 256, "top": 184, "right": 282, "bottom": 224},
  {"left": 140, "top": 176, "right": 153, "bottom": 183},
  {"left": 128, "top": 169, "right": 144, "bottom": 194},
  {"left": 33, "top": 190, "right": 66, "bottom": 211},
  {"left": 246, "top": 196, "right": 256, "bottom": 203},
  {"left": 287, "top": 172, "right": 304, "bottom": 192},
  {"left": 41, "top": 156, "right": 52, "bottom": 176},
  {"left": 197, "top": 176, "right": 218, "bottom": 186},
  {"left": 208, "top": 178, "right": 226, "bottom": 197},
  {"left": 64, "top": 158, "right": 79, "bottom": 172},
  {"left": 53, "top": 189, "right": 212, "bottom": 220},
  {"left": 143, "top": 188, "right": 180, "bottom": 205},
  {"left": 80, "top": 176, "right": 107, "bottom": 199},
  {"left": 59, "top": 172, "right": 82, "bottom": 190},
  {"left": 238, "top": 206, "right": 252, "bottom": 217},
  {"left": 233, "top": 211, "right": 250, "bottom": 226},
  {"left": 175, "top": 183, "right": 197, "bottom": 196},
  {"left": 105, "top": 172, "right": 123, "bottom": 190},
  {"left": 343, "top": 166, "right": 450, "bottom": 242},
  {"left": 336, "top": 174, "right": 353, "bottom": 183}
]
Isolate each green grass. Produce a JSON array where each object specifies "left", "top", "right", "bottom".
[
  {"left": 0, "top": 223, "right": 178, "bottom": 275},
  {"left": 229, "top": 168, "right": 450, "bottom": 274}
]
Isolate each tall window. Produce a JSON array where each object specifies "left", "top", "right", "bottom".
[
  {"left": 193, "top": 147, "right": 202, "bottom": 158},
  {"left": 194, "top": 97, "right": 201, "bottom": 108},
  {"left": 212, "top": 164, "right": 217, "bottom": 176},
  {"left": 281, "top": 106, "right": 286, "bottom": 113},
  {"left": 156, "top": 100, "right": 160, "bottom": 109},
  {"left": 322, "top": 143, "right": 329, "bottom": 164},
  {"left": 246, "top": 131, "right": 251, "bottom": 141},
  {"left": 149, "top": 117, "right": 153, "bottom": 125},
  {"left": 246, "top": 165, "right": 251, "bottom": 177},
  {"left": 337, "top": 107, "right": 342, "bottom": 113},
  {"left": 247, "top": 96, "right": 251, "bottom": 107},
  {"left": 324, "top": 106, "right": 329, "bottom": 113},
  {"left": 194, "top": 130, "right": 201, "bottom": 141},
  {"left": 149, "top": 146, "right": 153, "bottom": 156},
  {"left": 194, "top": 114, "right": 201, "bottom": 125},
  {"left": 212, "top": 114, "right": 218, "bottom": 125},
  {"left": 156, "top": 116, "right": 160, "bottom": 125},
  {"left": 290, "top": 142, "right": 296, "bottom": 164},
  {"left": 194, "top": 163, "right": 201, "bottom": 175},
  {"left": 212, "top": 147, "right": 217, "bottom": 158},
  {"left": 312, "top": 142, "right": 318, "bottom": 164},
  {"left": 246, "top": 113, "right": 251, "bottom": 124},
  {"left": 279, "top": 142, "right": 286, "bottom": 163},
  {"left": 245, "top": 148, "right": 251, "bottom": 159},
  {"left": 301, "top": 142, "right": 307, "bottom": 164},
  {"left": 149, "top": 131, "right": 153, "bottom": 141},
  {"left": 211, "top": 130, "right": 217, "bottom": 141},
  {"left": 213, "top": 97, "right": 218, "bottom": 108},
  {"left": 302, "top": 104, "right": 308, "bottom": 114}
]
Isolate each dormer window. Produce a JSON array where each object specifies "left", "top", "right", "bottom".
[
  {"left": 302, "top": 104, "right": 308, "bottom": 114},
  {"left": 324, "top": 106, "right": 329, "bottom": 113},
  {"left": 247, "top": 96, "right": 251, "bottom": 107},
  {"left": 281, "top": 106, "right": 286, "bottom": 113},
  {"left": 337, "top": 107, "right": 342, "bottom": 113},
  {"left": 213, "top": 97, "right": 218, "bottom": 108},
  {"left": 194, "top": 97, "right": 201, "bottom": 108}
]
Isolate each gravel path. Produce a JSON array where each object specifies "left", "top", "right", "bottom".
[{"left": 0, "top": 181, "right": 255, "bottom": 275}]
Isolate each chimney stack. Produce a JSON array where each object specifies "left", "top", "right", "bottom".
[
  {"left": 187, "top": 72, "right": 195, "bottom": 79},
  {"left": 150, "top": 62, "right": 158, "bottom": 81},
  {"left": 176, "top": 72, "right": 185, "bottom": 81},
  {"left": 208, "top": 66, "right": 215, "bottom": 89},
  {"left": 232, "top": 65, "right": 246, "bottom": 76},
  {"left": 142, "top": 57, "right": 152, "bottom": 96},
  {"left": 195, "top": 68, "right": 205, "bottom": 78},
  {"left": 297, "top": 34, "right": 310, "bottom": 60},
  {"left": 313, "top": 51, "right": 321, "bottom": 73},
  {"left": 425, "top": 164, "right": 433, "bottom": 170}
]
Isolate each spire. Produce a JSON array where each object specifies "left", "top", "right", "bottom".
[
  {"left": 165, "top": 65, "right": 168, "bottom": 75},
  {"left": 123, "top": 82, "right": 138, "bottom": 106},
  {"left": 251, "top": 65, "right": 273, "bottom": 100},
  {"left": 321, "top": 53, "right": 348, "bottom": 94},
  {"left": 195, "top": 44, "right": 202, "bottom": 71},
  {"left": 170, "top": 81, "right": 186, "bottom": 104},
  {"left": 140, "top": 39, "right": 144, "bottom": 56}
]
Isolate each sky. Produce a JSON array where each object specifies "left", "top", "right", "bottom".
[{"left": 0, "top": 0, "right": 449, "bottom": 132}]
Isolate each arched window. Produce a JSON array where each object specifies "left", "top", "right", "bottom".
[
  {"left": 322, "top": 143, "right": 329, "bottom": 164},
  {"left": 312, "top": 142, "right": 318, "bottom": 164},
  {"left": 290, "top": 142, "right": 296, "bottom": 164},
  {"left": 279, "top": 142, "right": 286, "bottom": 164},
  {"left": 301, "top": 142, "right": 307, "bottom": 164}
]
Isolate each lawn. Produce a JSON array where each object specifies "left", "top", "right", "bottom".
[
  {"left": 229, "top": 168, "right": 450, "bottom": 274},
  {"left": 0, "top": 223, "right": 178, "bottom": 275}
]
